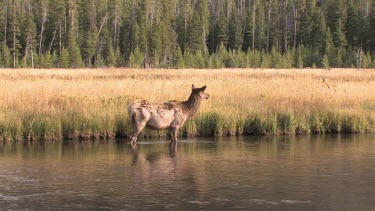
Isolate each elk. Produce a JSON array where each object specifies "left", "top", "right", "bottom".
[{"left": 128, "top": 85, "right": 209, "bottom": 143}]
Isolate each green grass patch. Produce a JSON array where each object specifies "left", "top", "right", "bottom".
[{"left": 1, "top": 108, "right": 375, "bottom": 141}]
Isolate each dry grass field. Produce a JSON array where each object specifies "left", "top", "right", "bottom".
[{"left": 0, "top": 68, "right": 374, "bottom": 141}]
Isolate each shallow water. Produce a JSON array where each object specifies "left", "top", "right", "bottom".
[{"left": 1, "top": 134, "right": 375, "bottom": 210}]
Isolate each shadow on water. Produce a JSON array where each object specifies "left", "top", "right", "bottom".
[{"left": 1, "top": 134, "right": 375, "bottom": 210}]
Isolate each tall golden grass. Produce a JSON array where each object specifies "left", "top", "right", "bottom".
[{"left": 0, "top": 68, "right": 374, "bottom": 141}]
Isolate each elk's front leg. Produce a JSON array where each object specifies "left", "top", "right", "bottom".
[
  {"left": 170, "top": 113, "right": 183, "bottom": 142},
  {"left": 168, "top": 128, "right": 174, "bottom": 141},
  {"left": 130, "top": 120, "right": 146, "bottom": 143},
  {"left": 171, "top": 127, "right": 179, "bottom": 142}
]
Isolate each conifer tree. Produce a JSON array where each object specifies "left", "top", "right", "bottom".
[
  {"left": 105, "top": 46, "right": 117, "bottom": 67},
  {"left": 20, "top": 56, "right": 28, "bottom": 68},
  {"left": 345, "top": 0, "right": 360, "bottom": 47},
  {"left": 52, "top": 51, "right": 59, "bottom": 67},
  {"left": 324, "top": 28, "right": 335, "bottom": 67},
  {"left": 311, "top": 9, "right": 327, "bottom": 53},
  {"left": 115, "top": 49, "right": 124, "bottom": 67},
  {"left": 299, "top": 0, "right": 315, "bottom": 46},
  {"left": 209, "top": 7, "right": 228, "bottom": 53},
  {"left": 42, "top": 52, "right": 54, "bottom": 68},
  {"left": 284, "top": 50, "right": 293, "bottom": 69},
  {"left": 0, "top": 1, "right": 4, "bottom": 44},
  {"left": 60, "top": 47, "right": 70, "bottom": 68},
  {"left": 252, "top": 49, "right": 262, "bottom": 68},
  {"left": 187, "top": 1, "right": 209, "bottom": 53},
  {"left": 81, "top": 31, "right": 97, "bottom": 67},
  {"left": 194, "top": 49, "right": 205, "bottom": 68},
  {"left": 1, "top": 45, "right": 12, "bottom": 68},
  {"left": 9, "top": 0, "right": 21, "bottom": 68},
  {"left": 176, "top": 0, "right": 192, "bottom": 53},
  {"left": 68, "top": 38, "right": 84, "bottom": 68},
  {"left": 172, "top": 46, "right": 185, "bottom": 69},
  {"left": 217, "top": 42, "right": 227, "bottom": 67},
  {"left": 237, "top": 51, "right": 247, "bottom": 68},
  {"left": 102, "top": 29, "right": 117, "bottom": 67},
  {"left": 128, "top": 47, "right": 143, "bottom": 68},
  {"left": 66, "top": 0, "right": 83, "bottom": 68},
  {"left": 261, "top": 51, "right": 270, "bottom": 68},
  {"left": 33, "top": 0, "right": 48, "bottom": 56},
  {"left": 108, "top": 0, "right": 123, "bottom": 51},
  {"left": 327, "top": 0, "right": 347, "bottom": 48},
  {"left": 136, "top": 0, "right": 148, "bottom": 60},
  {"left": 149, "top": 21, "right": 162, "bottom": 67},
  {"left": 369, "top": 2, "right": 375, "bottom": 51},
  {"left": 196, "top": 0, "right": 209, "bottom": 53},
  {"left": 243, "top": 0, "right": 257, "bottom": 52},
  {"left": 47, "top": 0, "right": 67, "bottom": 55},
  {"left": 362, "top": 51, "right": 372, "bottom": 68},
  {"left": 183, "top": 49, "right": 195, "bottom": 68},
  {"left": 95, "top": 52, "right": 105, "bottom": 68},
  {"left": 128, "top": 52, "right": 136, "bottom": 68},
  {"left": 159, "top": 0, "right": 177, "bottom": 66},
  {"left": 225, "top": 49, "right": 236, "bottom": 68},
  {"left": 79, "top": 0, "right": 98, "bottom": 67},
  {"left": 270, "top": 46, "right": 279, "bottom": 68},
  {"left": 322, "top": 54, "right": 330, "bottom": 70},
  {"left": 187, "top": 10, "right": 204, "bottom": 53},
  {"left": 228, "top": 3, "right": 243, "bottom": 51},
  {"left": 294, "top": 45, "right": 304, "bottom": 68},
  {"left": 20, "top": 2, "right": 37, "bottom": 68}
]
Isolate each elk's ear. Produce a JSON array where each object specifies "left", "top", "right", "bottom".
[
  {"left": 201, "top": 86, "right": 207, "bottom": 91},
  {"left": 192, "top": 84, "right": 196, "bottom": 90}
]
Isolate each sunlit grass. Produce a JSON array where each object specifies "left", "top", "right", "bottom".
[{"left": 0, "top": 68, "right": 375, "bottom": 141}]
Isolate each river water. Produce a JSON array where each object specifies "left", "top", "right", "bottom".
[{"left": 1, "top": 134, "right": 375, "bottom": 210}]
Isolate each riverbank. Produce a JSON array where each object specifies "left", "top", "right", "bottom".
[{"left": 0, "top": 68, "right": 374, "bottom": 141}]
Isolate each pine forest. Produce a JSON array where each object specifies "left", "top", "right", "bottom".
[{"left": 0, "top": 0, "right": 375, "bottom": 69}]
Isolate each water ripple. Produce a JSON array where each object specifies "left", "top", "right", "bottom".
[
  {"left": 0, "top": 193, "right": 19, "bottom": 201},
  {"left": 249, "top": 198, "right": 311, "bottom": 205}
]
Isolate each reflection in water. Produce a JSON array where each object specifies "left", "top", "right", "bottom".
[{"left": 1, "top": 134, "right": 375, "bottom": 210}]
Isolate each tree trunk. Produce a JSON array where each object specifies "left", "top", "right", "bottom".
[
  {"left": 39, "top": 0, "right": 47, "bottom": 55},
  {"left": 25, "top": 31, "right": 30, "bottom": 61},
  {"left": 3, "top": 0, "right": 7, "bottom": 47},
  {"left": 259, "top": 8, "right": 263, "bottom": 50},
  {"left": 284, "top": 0, "right": 288, "bottom": 52},
  {"left": 210, "top": 3, "right": 215, "bottom": 53},
  {"left": 292, "top": 0, "right": 297, "bottom": 49},
  {"left": 69, "top": 0, "right": 75, "bottom": 38},
  {"left": 113, "top": 10, "right": 118, "bottom": 50},
  {"left": 49, "top": 24, "right": 58, "bottom": 52},
  {"left": 31, "top": 46, "right": 34, "bottom": 68},
  {"left": 266, "top": 0, "right": 271, "bottom": 53},
  {"left": 12, "top": 0, "right": 16, "bottom": 68},
  {"left": 184, "top": 13, "right": 187, "bottom": 52},
  {"left": 226, "top": 0, "right": 231, "bottom": 49},
  {"left": 252, "top": 2, "right": 256, "bottom": 52},
  {"left": 59, "top": 19, "right": 62, "bottom": 55}
]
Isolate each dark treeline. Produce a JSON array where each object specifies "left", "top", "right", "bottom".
[{"left": 1, "top": 0, "right": 375, "bottom": 69}]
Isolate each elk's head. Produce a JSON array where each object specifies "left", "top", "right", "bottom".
[{"left": 192, "top": 84, "right": 209, "bottom": 100}]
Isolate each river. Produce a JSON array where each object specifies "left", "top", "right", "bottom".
[{"left": 1, "top": 134, "right": 375, "bottom": 210}]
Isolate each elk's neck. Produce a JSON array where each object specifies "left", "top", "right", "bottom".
[{"left": 182, "top": 94, "right": 201, "bottom": 117}]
